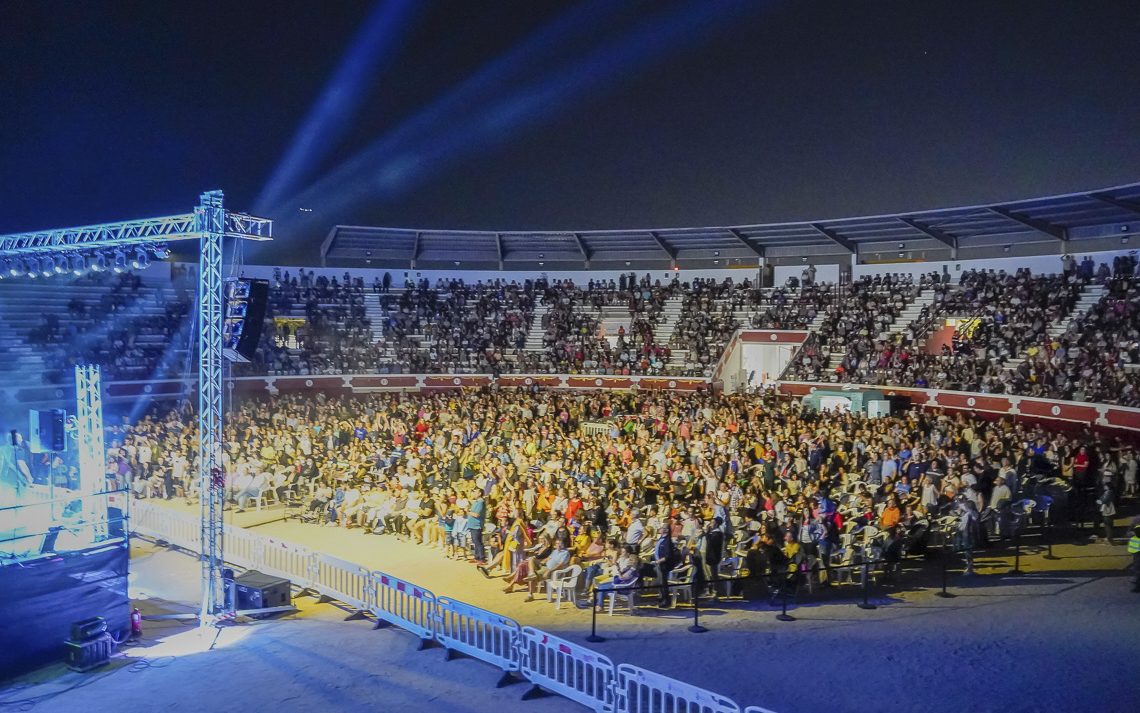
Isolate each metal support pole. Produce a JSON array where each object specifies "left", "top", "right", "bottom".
[
  {"left": 1043, "top": 511, "right": 1058, "bottom": 560},
  {"left": 936, "top": 537, "right": 955, "bottom": 598},
  {"left": 1010, "top": 519, "right": 1024, "bottom": 575},
  {"left": 75, "top": 365, "right": 107, "bottom": 540},
  {"left": 198, "top": 190, "right": 227, "bottom": 624},
  {"left": 857, "top": 561, "right": 877, "bottom": 610},
  {"left": 776, "top": 572, "right": 795, "bottom": 622},
  {"left": 585, "top": 588, "right": 604, "bottom": 642},
  {"left": 688, "top": 578, "right": 707, "bottom": 633}
]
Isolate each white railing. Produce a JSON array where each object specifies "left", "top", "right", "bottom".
[
  {"left": 129, "top": 500, "right": 773, "bottom": 712},
  {"left": 615, "top": 663, "right": 740, "bottom": 713},
  {"left": 520, "top": 627, "right": 616, "bottom": 713},
  {"left": 371, "top": 571, "right": 436, "bottom": 644},
  {"left": 435, "top": 597, "right": 521, "bottom": 684}
]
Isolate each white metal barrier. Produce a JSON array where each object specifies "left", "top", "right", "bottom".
[
  {"left": 222, "top": 523, "right": 260, "bottom": 570},
  {"left": 310, "top": 553, "right": 374, "bottom": 613},
  {"left": 435, "top": 596, "right": 521, "bottom": 684},
  {"left": 371, "top": 571, "right": 436, "bottom": 645},
  {"left": 257, "top": 536, "right": 314, "bottom": 589},
  {"left": 519, "top": 626, "right": 616, "bottom": 713},
  {"left": 615, "top": 663, "right": 740, "bottom": 713},
  {"left": 131, "top": 501, "right": 198, "bottom": 550}
]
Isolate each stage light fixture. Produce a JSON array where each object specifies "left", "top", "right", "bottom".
[
  {"left": 39, "top": 257, "right": 55, "bottom": 278},
  {"left": 90, "top": 253, "right": 108, "bottom": 272},
  {"left": 131, "top": 247, "right": 149, "bottom": 269},
  {"left": 53, "top": 255, "right": 68, "bottom": 274},
  {"left": 10, "top": 258, "right": 26, "bottom": 277},
  {"left": 152, "top": 246, "right": 171, "bottom": 260},
  {"left": 70, "top": 254, "right": 86, "bottom": 275},
  {"left": 112, "top": 250, "right": 128, "bottom": 273}
]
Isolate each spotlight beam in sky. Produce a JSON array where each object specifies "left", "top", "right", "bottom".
[
  {"left": 254, "top": 0, "right": 422, "bottom": 213},
  {"left": 263, "top": 0, "right": 643, "bottom": 219},
  {"left": 270, "top": 0, "right": 762, "bottom": 233}
]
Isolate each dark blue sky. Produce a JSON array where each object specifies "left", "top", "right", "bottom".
[{"left": 2, "top": 1, "right": 1139, "bottom": 263}]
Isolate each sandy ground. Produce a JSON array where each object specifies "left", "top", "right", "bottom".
[{"left": 6, "top": 499, "right": 1139, "bottom": 713}]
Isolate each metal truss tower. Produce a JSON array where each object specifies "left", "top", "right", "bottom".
[
  {"left": 0, "top": 191, "right": 271, "bottom": 627},
  {"left": 196, "top": 191, "right": 227, "bottom": 622},
  {"left": 74, "top": 364, "right": 106, "bottom": 540}
]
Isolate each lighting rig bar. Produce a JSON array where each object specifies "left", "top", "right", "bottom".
[{"left": 0, "top": 212, "right": 272, "bottom": 256}]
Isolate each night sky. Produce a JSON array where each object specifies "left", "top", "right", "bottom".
[{"left": 3, "top": 0, "right": 1139, "bottom": 263}]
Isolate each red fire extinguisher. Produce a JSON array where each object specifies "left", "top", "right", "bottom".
[{"left": 130, "top": 608, "right": 142, "bottom": 640}]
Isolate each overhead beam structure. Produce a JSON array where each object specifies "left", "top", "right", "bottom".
[
  {"left": 809, "top": 223, "right": 856, "bottom": 253},
  {"left": 1089, "top": 192, "right": 1140, "bottom": 216},
  {"left": 571, "top": 232, "right": 590, "bottom": 268},
  {"left": 988, "top": 206, "right": 1067, "bottom": 241},
  {"left": 897, "top": 216, "right": 958, "bottom": 258},
  {"left": 0, "top": 191, "right": 271, "bottom": 627},
  {"left": 647, "top": 231, "right": 677, "bottom": 264},
  {"left": 726, "top": 228, "right": 764, "bottom": 257}
]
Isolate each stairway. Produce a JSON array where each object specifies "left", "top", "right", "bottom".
[
  {"left": 882, "top": 288, "right": 936, "bottom": 340},
  {"left": 523, "top": 303, "right": 549, "bottom": 353},
  {"left": 655, "top": 296, "right": 684, "bottom": 344},
  {"left": 1004, "top": 282, "right": 1106, "bottom": 371},
  {"left": 363, "top": 292, "right": 387, "bottom": 343}
]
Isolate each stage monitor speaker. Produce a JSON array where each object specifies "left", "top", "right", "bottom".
[
  {"left": 70, "top": 616, "right": 108, "bottom": 642},
  {"left": 29, "top": 408, "right": 66, "bottom": 453},
  {"left": 223, "top": 278, "right": 269, "bottom": 363},
  {"left": 231, "top": 570, "right": 291, "bottom": 611}
]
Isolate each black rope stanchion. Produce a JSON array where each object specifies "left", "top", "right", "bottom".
[
  {"left": 776, "top": 571, "right": 795, "bottom": 622},
  {"left": 1043, "top": 512, "right": 1059, "bottom": 560},
  {"left": 1010, "top": 519, "right": 1024, "bottom": 575},
  {"left": 688, "top": 578, "right": 707, "bottom": 633},
  {"left": 856, "top": 560, "right": 876, "bottom": 610},
  {"left": 936, "top": 537, "right": 955, "bottom": 598},
  {"left": 585, "top": 588, "right": 604, "bottom": 643}
]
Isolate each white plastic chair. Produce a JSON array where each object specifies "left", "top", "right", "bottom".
[
  {"left": 717, "top": 557, "right": 741, "bottom": 597},
  {"left": 605, "top": 576, "right": 640, "bottom": 616},
  {"left": 250, "top": 485, "right": 276, "bottom": 512},
  {"left": 546, "top": 565, "right": 582, "bottom": 609},
  {"left": 667, "top": 565, "right": 694, "bottom": 606}
]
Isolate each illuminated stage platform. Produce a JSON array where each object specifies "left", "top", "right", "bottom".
[{"left": 0, "top": 485, "right": 130, "bottom": 677}]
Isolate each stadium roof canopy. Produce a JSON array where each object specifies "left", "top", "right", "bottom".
[{"left": 320, "top": 182, "right": 1140, "bottom": 270}]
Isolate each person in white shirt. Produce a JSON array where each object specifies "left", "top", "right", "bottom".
[
  {"left": 233, "top": 469, "right": 257, "bottom": 511},
  {"left": 339, "top": 485, "right": 363, "bottom": 527}
]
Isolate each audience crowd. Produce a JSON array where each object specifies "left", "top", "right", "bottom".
[{"left": 109, "top": 385, "right": 1133, "bottom": 606}]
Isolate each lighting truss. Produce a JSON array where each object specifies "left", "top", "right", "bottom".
[
  {"left": 75, "top": 364, "right": 107, "bottom": 541},
  {"left": 0, "top": 191, "right": 272, "bottom": 626}
]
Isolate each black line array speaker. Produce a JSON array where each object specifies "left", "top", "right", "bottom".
[
  {"left": 223, "top": 278, "right": 269, "bottom": 363},
  {"left": 29, "top": 408, "right": 66, "bottom": 453}
]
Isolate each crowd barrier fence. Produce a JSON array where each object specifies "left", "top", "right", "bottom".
[
  {"left": 615, "top": 663, "right": 740, "bottom": 713},
  {"left": 130, "top": 501, "right": 772, "bottom": 713},
  {"left": 371, "top": 571, "right": 436, "bottom": 646},
  {"left": 434, "top": 596, "right": 521, "bottom": 686},
  {"left": 520, "top": 626, "right": 617, "bottom": 713}
]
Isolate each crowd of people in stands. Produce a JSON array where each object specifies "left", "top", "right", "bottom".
[
  {"left": 110, "top": 385, "right": 1133, "bottom": 609},
  {"left": 16, "top": 255, "right": 1140, "bottom": 405},
  {"left": 26, "top": 271, "right": 194, "bottom": 384},
  {"left": 785, "top": 258, "right": 1140, "bottom": 405}
]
